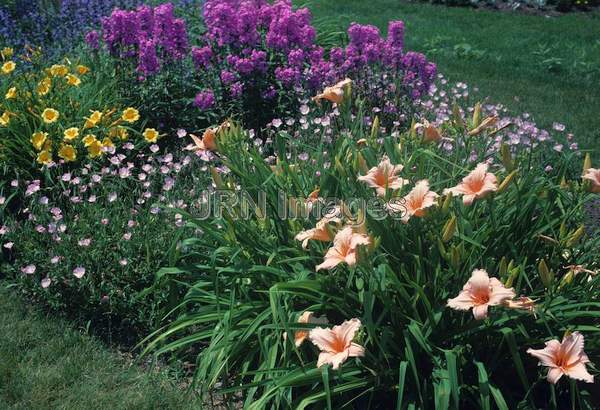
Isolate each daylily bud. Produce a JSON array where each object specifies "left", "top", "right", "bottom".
[
  {"left": 451, "top": 102, "right": 463, "bottom": 129},
  {"left": 500, "top": 143, "right": 513, "bottom": 171},
  {"left": 538, "top": 259, "right": 554, "bottom": 288},
  {"left": 497, "top": 170, "right": 518, "bottom": 193},
  {"left": 370, "top": 235, "right": 381, "bottom": 253},
  {"left": 559, "top": 221, "right": 567, "bottom": 240},
  {"left": 472, "top": 102, "right": 481, "bottom": 128},
  {"left": 560, "top": 177, "right": 569, "bottom": 189},
  {"left": 560, "top": 270, "right": 575, "bottom": 288},
  {"left": 565, "top": 225, "right": 585, "bottom": 247},
  {"left": 583, "top": 153, "right": 592, "bottom": 173},
  {"left": 442, "top": 214, "right": 457, "bottom": 242},
  {"left": 499, "top": 256, "right": 508, "bottom": 278},
  {"left": 451, "top": 246, "right": 461, "bottom": 269},
  {"left": 334, "top": 157, "right": 346, "bottom": 177},
  {"left": 410, "top": 119, "right": 417, "bottom": 139},
  {"left": 504, "top": 267, "right": 519, "bottom": 288},
  {"left": 355, "top": 151, "right": 369, "bottom": 174},
  {"left": 210, "top": 167, "right": 224, "bottom": 189},
  {"left": 442, "top": 192, "right": 452, "bottom": 214},
  {"left": 370, "top": 116, "right": 380, "bottom": 142},
  {"left": 437, "top": 238, "right": 448, "bottom": 259},
  {"left": 355, "top": 209, "right": 368, "bottom": 235}
]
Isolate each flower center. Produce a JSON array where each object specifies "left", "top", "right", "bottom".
[
  {"left": 468, "top": 178, "right": 484, "bottom": 193},
  {"left": 331, "top": 335, "right": 347, "bottom": 353}
]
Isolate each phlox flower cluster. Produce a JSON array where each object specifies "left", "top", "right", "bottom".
[
  {"left": 90, "top": 1, "right": 436, "bottom": 131},
  {"left": 98, "top": 2, "right": 189, "bottom": 76}
]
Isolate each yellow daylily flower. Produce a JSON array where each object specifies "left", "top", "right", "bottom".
[
  {"left": 31, "top": 131, "right": 48, "bottom": 151},
  {"left": 41, "top": 108, "right": 60, "bottom": 124},
  {"left": 37, "top": 78, "right": 52, "bottom": 96},
  {"left": 1, "top": 47, "right": 13, "bottom": 59},
  {"left": 66, "top": 74, "right": 81, "bottom": 86},
  {"left": 63, "top": 127, "right": 80, "bottom": 141},
  {"left": 121, "top": 107, "right": 140, "bottom": 123},
  {"left": 101, "top": 137, "right": 114, "bottom": 149},
  {"left": 87, "top": 139, "right": 103, "bottom": 158},
  {"left": 5, "top": 87, "right": 16, "bottom": 99},
  {"left": 143, "top": 128, "right": 159, "bottom": 143},
  {"left": 37, "top": 150, "right": 52, "bottom": 165},
  {"left": 84, "top": 110, "right": 102, "bottom": 128},
  {"left": 50, "top": 64, "right": 69, "bottom": 77},
  {"left": 0, "top": 112, "right": 10, "bottom": 126},
  {"left": 1, "top": 61, "right": 15, "bottom": 74},
  {"left": 76, "top": 65, "right": 90, "bottom": 75},
  {"left": 58, "top": 144, "right": 76, "bottom": 162},
  {"left": 82, "top": 134, "right": 97, "bottom": 147}
]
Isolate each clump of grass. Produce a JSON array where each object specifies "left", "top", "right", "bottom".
[{"left": 0, "top": 285, "right": 202, "bottom": 409}]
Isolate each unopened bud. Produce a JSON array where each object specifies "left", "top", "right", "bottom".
[
  {"left": 370, "top": 116, "right": 380, "bottom": 142},
  {"left": 565, "top": 225, "right": 585, "bottom": 247},
  {"left": 583, "top": 153, "right": 592, "bottom": 173},
  {"left": 442, "top": 214, "right": 457, "bottom": 242},
  {"left": 472, "top": 102, "right": 481, "bottom": 128},
  {"left": 500, "top": 143, "right": 513, "bottom": 171},
  {"left": 497, "top": 170, "right": 518, "bottom": 193},
  {"left": 538, "top": 259, "right": 554, "bottom": 288}
]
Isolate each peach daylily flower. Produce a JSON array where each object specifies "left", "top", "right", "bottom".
[
  {"left": 309, "top": 318, "right": 365, "bottom": 370},
  {"left": 527, "top": 332, "right": 594, "bottom": 384},
  {"left": 185, "top": 123, "right": 225, "bottom": 155},
  {"left": 443, "top": 163, "right": 498, "bottom": 205},
  {"left": 400, "top": 180, "right": 438, "bottom": 223},
  {"left": 582, "top": 168, "right": 600, "bottom": 193},
  {"left": 287, "top": 311, "right": 329, "bottom": 347},
  {"left": 313, "top": 78, "right": 352, "bottom": 104},
  {"left": 447, "top": 269, "right": 515, "bottom": 320},
  {"left": 358, "top": 157, "right": 408, "bottom": 197},
  {"left": 316, "top": 226, "right": 370, "bottom": 271},
  {"left": 295, "top": 214, "right": 341, "bottom": 249},
  {"left": 416, "top": 120, "right": 442, "bottom": 143}
]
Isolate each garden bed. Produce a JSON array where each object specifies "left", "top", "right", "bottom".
[{"left": 1, "top": 0, "right": 599, "bottom": 408}]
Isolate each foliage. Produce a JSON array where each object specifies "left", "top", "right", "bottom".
[
  {"left": 0, "top": 285, "right": 203, "bottom": 409},
  {"left": 144, "top": 93, "right": 599, "bottom": 408}
]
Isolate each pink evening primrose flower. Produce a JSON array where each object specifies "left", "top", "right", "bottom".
[
  {"left": 73, "top": 267, "right": 86, "bottom": 278},
  {"left": 21, "top": 264, "right": 36, "bottom": 274},
  {"left": 41, "top": 278, "right": 52, "bottom": 288}
]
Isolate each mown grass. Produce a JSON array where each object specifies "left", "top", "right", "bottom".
[
  {"left": 303, "top": 0, "right": 600, "bottom": 158},
  {"left": 0, "top": 285, "right": 202, "bottom": 410}
]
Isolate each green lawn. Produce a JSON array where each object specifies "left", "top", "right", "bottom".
[
  {"left": 304, "top": 0, "right": 600, "bottom": 158},
  {"left": 0, "top": 285, "right": 202, "bottom": 410}
]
